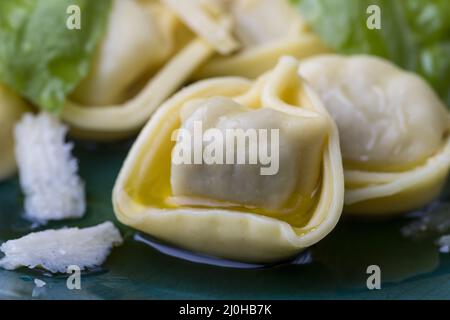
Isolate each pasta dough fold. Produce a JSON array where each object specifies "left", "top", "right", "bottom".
[
  {"left": 191, "top": 0, "right": 330, "bottom": 79},
  {"left": 61, "top": 0, "right": 328, "bottom": 140},
  {"left": 299, "top": 54, "right": 450, "bottom": 215},
  {"left": 62, "top": 0, "right": 214, "bottom": 140}
]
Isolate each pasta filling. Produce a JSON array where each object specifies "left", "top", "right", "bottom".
[{"left": 169, "top": 97, "right": 326, "bottom": 215}]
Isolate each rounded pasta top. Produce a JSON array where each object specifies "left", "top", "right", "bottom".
[
  {"left": 300, "top": 54, "right": 450, "bottom": 215},
  {"left": 300, "top": 55, "right": 450, "bottom": 171}
]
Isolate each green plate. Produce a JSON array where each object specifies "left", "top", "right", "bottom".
[{"left": 1, "top": 139, "right": 450, "bottom": 300}]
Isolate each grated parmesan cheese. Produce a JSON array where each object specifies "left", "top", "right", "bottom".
[
  {"left": 34, "top": 279, "right": 46, "bottom": 288},
  {"left": 0, "top": 222, "right": 123, "bottom": 273},
  {"left": 438, "top": 235, "right": 450, "bottom": 253},
  {"left": 14, "top": 112, "right": 86, "bottom": 222}
]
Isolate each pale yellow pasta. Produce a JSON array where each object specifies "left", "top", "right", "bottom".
[
  {"left": 71, "top": 0, "right": 178, "bottom": 106},
  {"left": 62, "top": 0, "right": 329, "bottom": 141},
  {"left": 112, "top": 56, "right": 344, "bottom": 262},
  {"left": 62, "top": 0, "right": 215, "bottom": 140},
  {"left": 299, "top": 54, "right": 450, "bottom": 215},
  {"left": 191, "top": 0, "right": 331, "bottom": 79},
  {"left": 161, "top": 0, "right": 239, "bottom": 54}
]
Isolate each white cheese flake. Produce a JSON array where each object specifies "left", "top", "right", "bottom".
[
  {"left": 34, "top": 279, "right": 46, "bottom": 288},
  {"left": 14, "top": 112, "right": 86, "bottom": 222},
  {"left": 438, "top": 235, "right": 450, "bottom": 253},
  {"left": 0, "top": 222, "right": 123, "bottom": 273}
]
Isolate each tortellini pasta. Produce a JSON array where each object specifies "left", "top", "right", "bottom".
[
  {"left": 61, "top": 0, "right": 215, "bottom": 140},
  {"left": 0, "top": 85, "right": 31, "bottom": 181},
  {"left": 161, "top": 0, "right": 239, "bottom": 55},
  {"left": 113, "top": 56, "right": 344, "bottom": 262},
  {"left": 188, "top": 0, "right": 331, "bottom": 79},
  {"left": 71, "top": 0, "right": 179, "bottom": 106},
  {"left": 299, "top": 54, "right": 450, "bottom": 215},
  {"left": 60, "top": 0, "right": 329, "bottom": 140}
]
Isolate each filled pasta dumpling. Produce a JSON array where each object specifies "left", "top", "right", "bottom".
[
  {"left": 113, "top": 56, "right": 344, "bottom": 262},
  {"left": 299, "top": 54, "right": 450, "bottom": 215},
  {"left": 61, "top": 0, "right": 218, "bottom": 140},
  {"left": 61, "top": 0, "right": 328, "bottom": 140},
  {"left": 163, "top": 0, "right": 330, "bottom": 80}
]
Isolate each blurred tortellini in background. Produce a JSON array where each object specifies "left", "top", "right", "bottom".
[
  {"left": 171, "top": 0, "right": 330, "bottom": 79},
  {"left": 62, "top": 0, "right": 328, "bottom": 140},
  {"left": 299, "top": 55, "right": 450, "bottom": 216},
  {"left": 0, "top": 0, "right": 326, "bottom": 142}
]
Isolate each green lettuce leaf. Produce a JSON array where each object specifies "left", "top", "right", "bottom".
[
  {"left": 294, "top": 0, "right": 450, "bottom": 106},
  {"left": 0, "top": 0, "right": 111, "bottom": 112}
]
